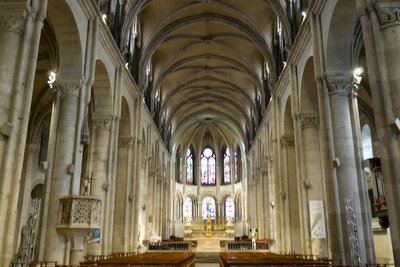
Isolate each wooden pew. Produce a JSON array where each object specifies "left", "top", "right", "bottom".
[
  {"left": 80, "top": 252, "right": 195, "bottom": 267},
  {"left": 220, "top": 252, "right": 333, "bottom": 267}
]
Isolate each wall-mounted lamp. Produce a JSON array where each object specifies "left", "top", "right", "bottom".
[
  {"left": 102, "top": 14, "right": 107, "bottom": 23},
  {"left": 270, "top": 201, "right": 275, "bottom": 209},
  {"left": 353, "top": 67, "right": 364, "bottom": 85},
  {"left": 47, "top": 71, "right": 56, "bottom": 88},
  {"left": 301, "top": 11, "right": 307, "bottom": 21}
]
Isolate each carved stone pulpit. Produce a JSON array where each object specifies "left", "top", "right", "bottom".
[{"left": 57, "top": 196, "right": 101, "bottom": 265}]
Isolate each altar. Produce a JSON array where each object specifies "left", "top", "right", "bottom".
[{"left": 183, "top": 216, "right": 235, "bottom": 252}]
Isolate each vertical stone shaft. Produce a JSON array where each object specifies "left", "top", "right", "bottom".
[
  {"left": 357, "top": 0, "right": 400, "bottom": 264},
  {"left": 43, "top": 83, "right": 80, "bottom": 263},
  {"left": 326, "top": 74, "right": 367, "bottom": 264}
]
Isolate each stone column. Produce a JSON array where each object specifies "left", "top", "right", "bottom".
[
  {"left": 113, "top": 136, "right": 133, "bottom": 252},
  {"left": 298, "top": 114, "right": 329, "bottom": 257},
  {"left": 280, "top": 135, "right": 302, "bottom": 253},
  {"left": 325, "top": 74, "right": 368, "bottom": 265},
  {"left": 260, "top": 170, "right": 269, "bottom": 240},
  {"left": 357, "top": 0, "right": 400, "bottom": 264},
  {"left": 89, "top": 116, "right": 112, "bottom": 254},
  {"left": 156, "top": 177, "right": 164, "bottom": 236},
  {"left": 43, "top": 82, "right": 80, "bottom": 263},
  {"left": 0, "top": 1, "right": 47, "bottom": 265}
]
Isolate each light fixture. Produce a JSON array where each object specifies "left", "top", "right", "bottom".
[
  {"left": 102, "top": 14, "right": 107, "bottom": 23},
  {"left": 47, "top": 71, "right": 56, "bottom": 88},
  {"left": 301, "top": 11, "right": 306, "bottom": 21},
  {"left": 354, "top": 67, "right": 364, "bottom": 76},
  {"left": 353, "top": 67, "right": 364, "bottom": 85}
]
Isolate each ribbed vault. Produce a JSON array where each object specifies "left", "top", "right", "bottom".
[{"left": 119, "top": 0, "right": 294, "bottom": 151}]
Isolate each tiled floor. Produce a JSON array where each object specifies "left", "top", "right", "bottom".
[{"left": 196, "top": 263, "right": 219, "bottom": 267}]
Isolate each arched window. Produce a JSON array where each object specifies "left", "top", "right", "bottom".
[
  {"left": 176, "top": 149, "right": 182, "bottom": 183},
  {"left": 223, "top": 147, "right": 231, "bottom": 184},
  {"left": 183, "top": 196, "right": 193, "bottom": 219},
  {"left": 234, "top": 147, "right": 241, "bottom": 182},
  {"left": 362, "top": 124, "right": 373, "bottom": 160},
  {"left": 201, "top": 147, "right": 216, "bottom": 185},
  {"left": 225, "top": 196, "right": 234, "bottom": 219},
  {"left": 202, "top": 196, "right": 216, "bottom": 219},
  {"left": 186, "top": 149, "right": 194, "bottom": 184}
]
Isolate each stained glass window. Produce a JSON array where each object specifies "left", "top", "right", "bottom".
[
  {"left": 176, "top": 150, "right": 182, "bottom": 183},
  {"left": 202, "top": 196, "right": 216, "bottom": 219},
  {"left": 223, "top": 148, "right": 231, "bottom": 183},
  {"left": 186, "top": 149, "right": 193, "bottom": 184},
  {"left": 234, "top": 151, "right": 238, "bottom": 182},
  {"left": 201, "top": 147, "right": 216, "bottom": 185},
  {"left": 225, "top": 196, "right": 234, "bottom": 218},
  {"left": 183, "top": 196, "right": 193, "bottom": 219}
]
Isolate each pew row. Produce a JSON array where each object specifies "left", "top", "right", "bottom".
[
  {"left": 80, "top": 252, "right": 195, "bottom": 267},
  {"left": 220, "top": 252, "right": 335, "bottom": 267}
]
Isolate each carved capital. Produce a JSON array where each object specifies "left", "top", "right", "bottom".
[
  {"left": 92, "top": 118, "right": 112, "bottom": 130},
  {"left": 118, "top": 136, "right": 134, "bottom": 148},
  {"left": 281, "top": 135, "right": 295, "bottom": 148},
  {"left": 324, "top": 73, "right": 353, "bottom": 97},
  {"left": 297, "top": 114, "right": 319, "bottom": 129},
  {"left": 0, "top": 14, "right": 25, "bottom": 33},
  {"left": 55, "top": 83, "right": 80, "bottom": 98},
  {"left": 375, "top": 2, "right": 400, "bottom": 28}
]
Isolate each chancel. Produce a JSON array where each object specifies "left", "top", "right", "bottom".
[{"left": 0, "top": 0, "right": 399, "bottom": 266}]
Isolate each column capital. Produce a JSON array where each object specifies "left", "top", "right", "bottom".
[
  {"left": 373, "top": 1, "right": 400, "bottom": 29},
  {"left": 296, "top": 113, "right": 319, "bottom": 129},
  {"left": 0, "top": 2, "right": 28, "bottom": 33},
  {"left": 54, "top": 82, "right": 80, "bottom": 98},
  {"left": 0, "top": 14, "right": 25, "bottom": 33},
  {"left": 280, "top": 135, "right": 295, "bottom": 148},
  {"left": 118, "top": 136, "right": 134, "bottom": 148},
  {"left": 92, "top": 116, "right": 112, "bottom": 130},
  {"left": 324, "top": 73, "right": 354, "bottom": 97}
]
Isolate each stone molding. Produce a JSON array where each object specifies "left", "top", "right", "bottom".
[
  {"left": 297, "top": 114, "right": 319, "bottom": 129},
  {"left": 0, "top": 14, "right": 25, "bottom": 33}
]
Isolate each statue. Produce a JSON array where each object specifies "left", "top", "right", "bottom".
[
  {"left": 205, "top": 214, "right": 213, "bottom": 237},
  {"left": 226, "top": 217, "right": 233, "bottom": 230},
  {"left": 185, "top": 216, "right": 192, "bottom": 228},
  {"left": 149, "top": 230, "right": 161, "bottom": 243},
  {"left": 250, "top": 228, "right": 258, "bottom": 250},
  {"left": 225, "top": 216, "right": 234, "bottom": 237},
  {"left": 184, "top": 216, "right": 193, "bottom": 238}
]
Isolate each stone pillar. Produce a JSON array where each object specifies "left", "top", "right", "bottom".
[
  {"left": 113, "top": 136, "right": 133, "bottom": 252},
  {"left": 280, "top": 136, "right": 296, "bottom": 252},
  {"left": 131, "top": 138, "right": 143, "bottom": 251},
  {"left": 357, "top": 1, "right": 400, "bottom": 264},
  {"left": 298, "top": 114, "right": 329, "bottom": 257},
  {"left": 89, "top": 116, "right": 112, "bottom": 254},
  {"left": 156, "top": 177, "right": 164, "bottom": 236},
  {"left": 0, "top": 1, "right": 47, "bottom": 265},
  {"left": 43, "top": 82, "right": 80, "bottom": 263},
  {"left": 325, "top": 74, "right": 368, "bottom": 265}
]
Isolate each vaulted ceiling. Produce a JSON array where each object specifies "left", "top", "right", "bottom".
[{"left": 121, "top": 0, "right": 294, "bottom": 152}]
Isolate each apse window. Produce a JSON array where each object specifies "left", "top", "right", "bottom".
[
  {"left": 202, "top": 196, "right": 216, "bottom": 219},
  {"left": 201, "top": 147, "right": 216, "bottom": 185}
]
